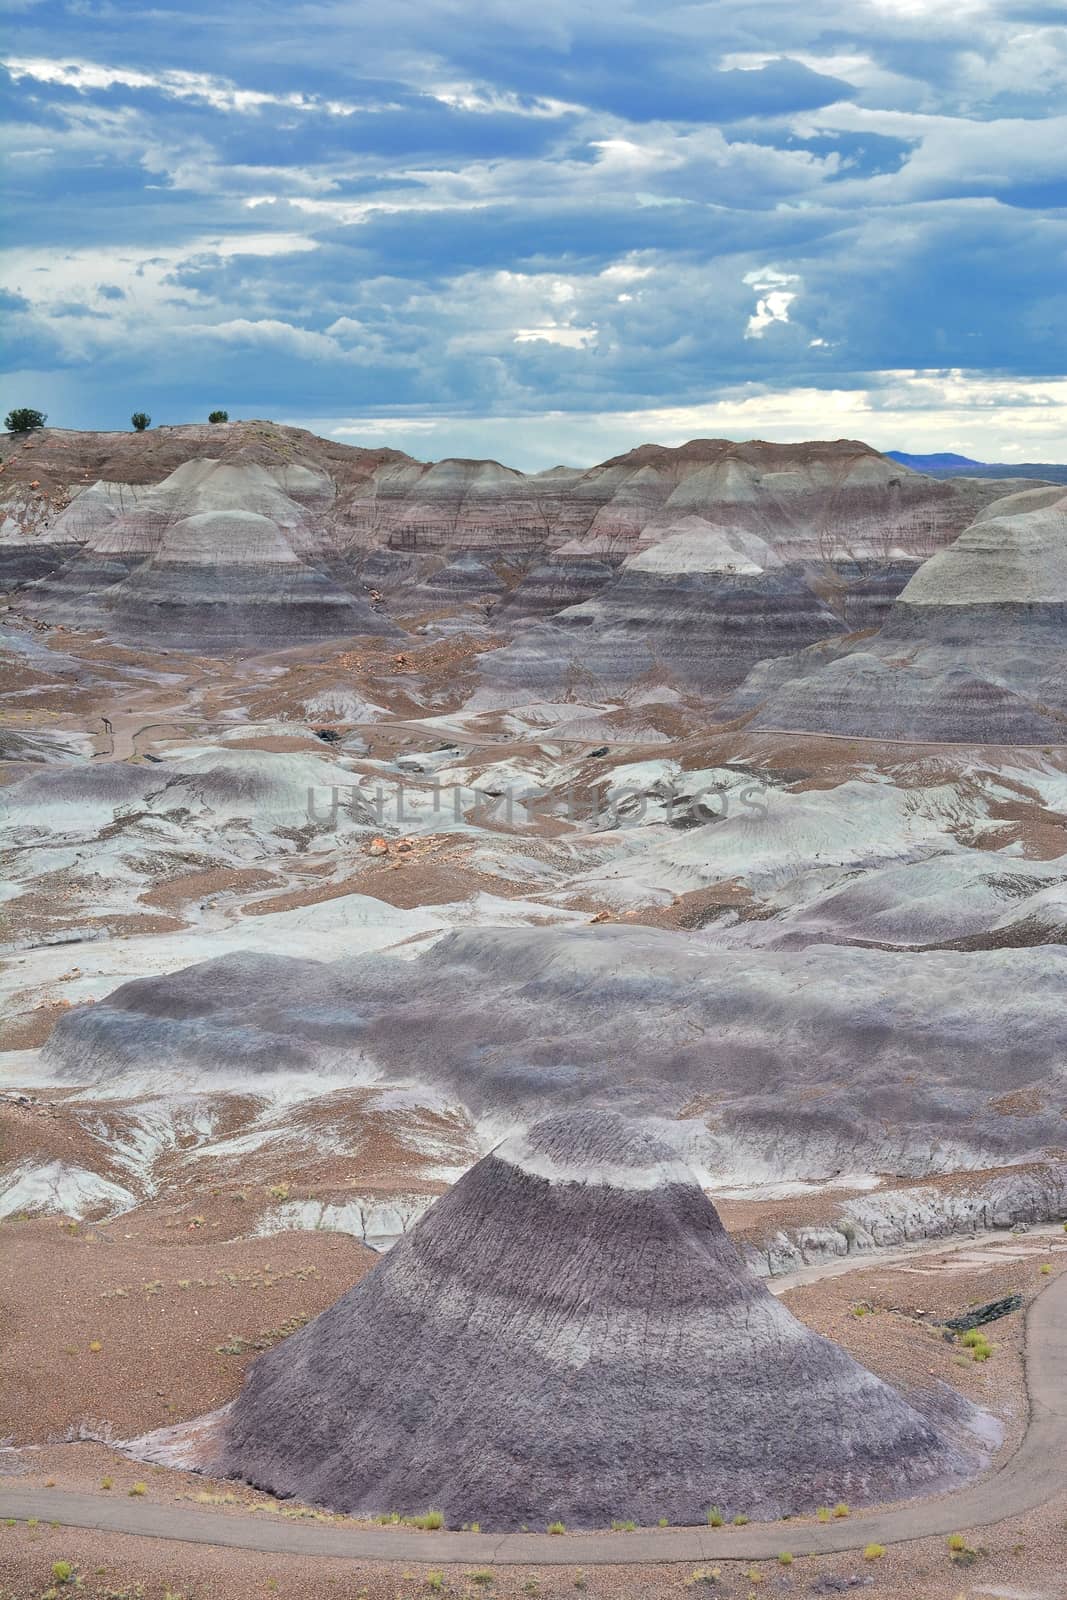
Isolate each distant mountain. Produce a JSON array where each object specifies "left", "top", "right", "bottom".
[{"left": 887, "top": 450, "right": 1067, "bottom": 483}]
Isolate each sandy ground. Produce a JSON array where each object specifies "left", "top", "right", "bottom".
[
  {"left": 1, "top": 1489, "right": 1065, "bottom": 1599},
  {"left": 0, "top": 1221, "right": 375, "bottom": 1443}
]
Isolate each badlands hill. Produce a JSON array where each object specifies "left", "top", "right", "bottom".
[
  {"left": 724, "top": 485, "right": 1067, "bottom": 742},
  {"left": 2, "top": 413, "right": 1067, "bottom": 1590},
  {"left": 204, "top": 1111, "right": 973, "bottom": 1529},
  {"left": 0, "top": 421, "right": 1039, "bottom": 665}
]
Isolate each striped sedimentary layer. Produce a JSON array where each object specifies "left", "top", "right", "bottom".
[
  {"left": 215, "top": 1111, "right": 974, "bottom": 1529},
  {"left": 43, "top": 926, "right": 1067, "bottom": 1178},
  {"left": 476, "top": 559, "right": 846, "bottom": 701},
  {"left": 723, "top": 490, "right": 1067, "bottom": 742},
  {"left": 21, "top": 461, "right": 395, "bottom": 647}
]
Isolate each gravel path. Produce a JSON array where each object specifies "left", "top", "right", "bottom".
[{"left": 2, "top": 1268, "right": 1064, "bottom": 1566}]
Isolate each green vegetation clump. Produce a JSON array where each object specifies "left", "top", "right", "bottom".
[
  {"left": 732, "top": 1512, "right": 748, "bottom": 1525},
  {"left": 832, "top": 1502, "right": 850, "bottom": 1518},
  {"left": 131, "top": 412, "right": 151, "bottom": 431},
  {"left": 208, "top": 410, "right": 229, "bottom": 423},
  {"left": 778, "top": 1552, "right": 794, "bottom": 1566},
  {"left": 948, "top": 1532, "right": 981, "bottom": 1565},
  {"left": 411, "top": 1509, "right": 444, "bottom": 1530},
  {"left": 547, "top": 1521, "right": 566, "bottom": 1535},
  {"left": 5, "top": 407, "right": 46, "bottom": 433},
  {"left": 50, "top": 1562, "right": 74, "bottom": 1584},
  {"left": 128, "top": 1482, "right": 147, "bottom": 1497},
  {"left": 706, "top": 1505, "right": 725, "bottom": 1526},
  {"left": 960, "top": 1328, "right": 994, "bottom": 1361},
  {"left": 863, "top": 1543, "right": 886, "bottom": 1560}
]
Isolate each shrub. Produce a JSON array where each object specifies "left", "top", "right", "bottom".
[
  {"left": 611, "top": 1518, "right": 636, "bottom": 1532},
  {"left": 208, "top": 410, "right": 229, "bottom": 423},
  {"left": 732, "top": 1513, "right": 748, "bottom": 1525},
  {"left": 128, "top": 1482, "right": 147, "bottom": 1497},
  {"left": 706, "top": 1506, "right": 724, "bottom": 1526},
  {"left": 469, "top": 1572, "right": 493, "bottom": 1586},
  {"left": 548, "top": 1521, "right": 566, "bottom": 1535},
  {"left": 778, "top": 1551, "right": 794, "bottom": 1566},
  {"left": 816, "top": 1506, "right": 831, "bottom": 1521},
  {"left": 862, "top": 1543, "right": 886, "bottom": 1559},
  {"left": 131, "top": 412, "right": 151, "bottom": 431},
  {"left": 947, "top": 1533, "right": 966, "bottom": 1551},
  {"left": 5, "top": 407, "right": 46, "bottom": 433},
  {"left": 411, "top": 1509, "right": 444, "bottom": 1530},
  {"left": 425, "top": 1574, "right": 444, "bottom": 1592},
  {"left": 1040, "top": 1263, "right": 1052, "bottom": 1275},
  {"left": 51, "top": 1562, "right": 73, "bottom": 1584},
  {"left": 658, "top": 1516, "right": 669, "bottom": 1527},
  {"left": 832, "top": 1502, "right": 850, "bottom": 1518}
]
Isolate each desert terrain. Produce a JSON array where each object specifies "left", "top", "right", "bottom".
[{"left": 1, "top": 421, "right": 1065, "bottom": 1600}]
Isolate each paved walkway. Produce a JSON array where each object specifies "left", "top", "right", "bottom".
[{"left": 2, "top": 1271, "right": 1064, "bottom": 1566}]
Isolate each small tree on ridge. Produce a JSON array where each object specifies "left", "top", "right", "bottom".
[
  {"left": 131, "top": 412, "right": 151, "bottom": 431},
  {"left": 208, "top": 410, "right": 229, "bottom": 423},
  {"left": 5, "top": 407, "right": 47, "bottom": 434}
]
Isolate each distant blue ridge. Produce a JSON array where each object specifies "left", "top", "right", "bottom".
[{"left": 886, "top": 450, "right": 1067, "bottom": 482}]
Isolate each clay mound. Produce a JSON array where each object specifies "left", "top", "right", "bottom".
[
  {"left": 18, "top": 456, "right": 398, "bottom": 649},
  {"left": 724, "top": 491, "right": 1067, "bottom": 742},
  {"left": 215, "top": 1109, "right": 973, "bottom": 1529},
  {"left": 411, "top": 553, "right": 507, "bottom": 606},
  {"left": 474, "top": 563, "right": 844, "bottom": 703}
]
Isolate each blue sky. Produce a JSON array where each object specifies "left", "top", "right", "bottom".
[{"left": 2, "top": 0, "right": 1066, "bottom": 468}]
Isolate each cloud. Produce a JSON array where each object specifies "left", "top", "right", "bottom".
[
  {"left": 0, "top": 1, "right": 1063, "bottom": 455},
  {"left": 743, "top": 268, "right": 801, "bottom": 338},
  {"left": 306, "top": 372, "right": 1067, "bottom": 470}
]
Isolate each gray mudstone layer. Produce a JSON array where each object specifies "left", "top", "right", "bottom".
[
  {"left": 44, "top": 928, "right": 1067, "bottom": 1178},
  {"left": 477, "top": 567, "right": 846, "bottom": 701},
  {"left": 216, "top": 1111, "right": 974, "bottom": 1530}
]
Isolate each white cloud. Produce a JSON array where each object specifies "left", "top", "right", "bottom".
[
  {"left": 743, "top": 268, "right": 800, "bottom": 338},
  {"left": 513, "top": 326, "right": 598, "bottom": 348},
  {"left": 301, "top": 373, "right": 1067, "bottom": 472},
  {"left": 1, "top": 55, "right": 393, "bottom": 116}
]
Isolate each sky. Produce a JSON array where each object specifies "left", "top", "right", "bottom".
[{"left": 2, "top": 0, "right": 1066, "bottom": 470}]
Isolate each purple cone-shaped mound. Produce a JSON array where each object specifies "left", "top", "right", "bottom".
[{"left": 216, "top": 1111, "right": 975, "bottom": 1530}]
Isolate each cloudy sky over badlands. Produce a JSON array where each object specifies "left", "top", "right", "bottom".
[{"left": 3, "top": 0, "right": 1066, "bottom": 466}]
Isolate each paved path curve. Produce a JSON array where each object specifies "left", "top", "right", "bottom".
[{"left": 2, "top": 1272, "right": 1065, "bottom": 1567}]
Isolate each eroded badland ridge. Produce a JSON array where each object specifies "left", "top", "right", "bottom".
[{"left": 2, "top": 419, "right": 1066, "bottom": 1598}]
